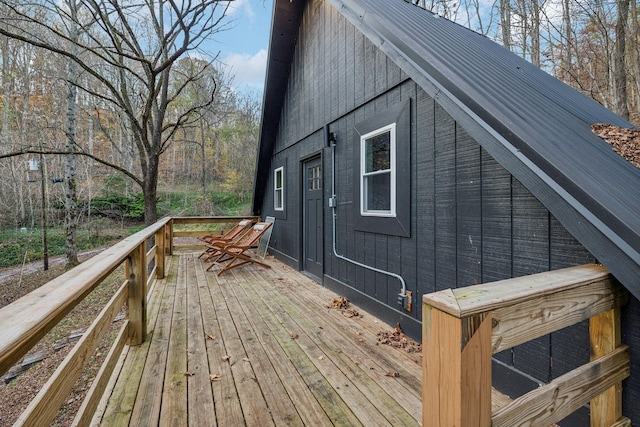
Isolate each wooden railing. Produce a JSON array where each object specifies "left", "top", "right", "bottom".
[
  {"left": 422, "top": 264, "right": 631, "bottom": 427},
  {"left": 0, "top": 216, "right": 256, "bottom": 426}
]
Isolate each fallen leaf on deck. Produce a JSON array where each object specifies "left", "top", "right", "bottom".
[
  {"left": 377, "top": 324, "right": 422, "bottom": 353},
  {"left": 222, "top": 355, "right": 231, "bottom": 362},
  {"left": 210, "top": 374, "right": 222, "bottom": 382},
  {"left": 343, "top": 309, "right": 360, "bottom": 318},
  {"left": 328, "top": 296, "right": 361, "bottom": 318},
  {"left": 206, "top": 334, "right": 216, "bottom": 340},
  {"left": 185, "top": 371, "right": 195, "bottom": 377},
  {"left": 328, "top": 296, "right": 350, "bottom": 309},
  {"left": 243, "top": 357, "right": 250, "bottom": 362},
  {"left": 290, "top": 333, "right": 299, "bottom": 339},
  {"left": 385, "top": 371, "right": 400, "bottom": 377},
  {"left": 318, "top": 355, "right": 325, "bottom": 360}
]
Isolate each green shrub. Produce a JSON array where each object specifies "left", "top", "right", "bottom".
[{"left": 89, "top": 193, "right": 145, "bottom": 220}]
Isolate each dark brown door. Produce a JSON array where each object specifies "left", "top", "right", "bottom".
[{"left": 303, "top": 156, "right": 323, "bottom": 278}]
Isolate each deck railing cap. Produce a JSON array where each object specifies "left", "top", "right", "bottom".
[{"left": 423, "top": 264, "right": 613, "bottom": 318}]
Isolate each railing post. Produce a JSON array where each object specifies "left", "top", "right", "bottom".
[
  {"left": 155, "top": 225, "right": 165, "bottom": 279},
  {"left": 168, "top": 218, "right": 174, "bottom": 255},
  {"left": 127, "top": 242, "right": 146, "bottom": 345},
  {"left": 422, "top": 295, "right": 493, "bottom": 427},
  {"left": 590, "top": 307, "right": 623, "bottom": 425}
]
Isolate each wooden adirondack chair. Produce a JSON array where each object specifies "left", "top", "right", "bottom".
[
  {"left": 206, "top": 222, "right": 273, "bottom": 275},
  {"left": 198, "top": 219, "right": 253, "bottom": 259}
]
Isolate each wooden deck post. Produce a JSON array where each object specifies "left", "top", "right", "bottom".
[
  {"left": 590, "top": 307, "right": 623, "bottom": 426},
  {"left": 423, "top": 265, "right": 629, "bottom": 427},
  {"left": 127, "top": 242, "right": 147, "bottom": 345},
  {"left": 422, "top": 295, "right": 493, "bottom": 427},
  {"left": 155, "top": 225, "right": 166, "bottom": 279},
  {"left": 168, "top": 219, "right": 174, "bottom": 256}
]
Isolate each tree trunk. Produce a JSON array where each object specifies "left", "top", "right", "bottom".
[
  {"left": 200, "top": 118, "right": 207, "bottom": 197},
  {"left": 614, "top": 0, "right": 630, "bottom": 119},
  {"left": 561, "top": 0, "right": 573, "bottom": 82},
  {"left": 531, "top": 0, "right": 540, "bottom": 67},
  {"left": 64, "top": 1, "right": 80, "bottom": 268},
  {"left": 143, "top": 155, "right": 160, "bottom": 225},
  {"left": 631, "top": 0, "right": 640, "bottom": 118},
  {"left": 501, "top": 0, "right": 511, "bottom": 50},
  {"left": 87, "top": 109, "right": 94, "bottom": 217}
]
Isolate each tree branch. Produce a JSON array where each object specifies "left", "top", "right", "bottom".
[{"left": 0, "top": 149, "right": 143, "bottom": 188}]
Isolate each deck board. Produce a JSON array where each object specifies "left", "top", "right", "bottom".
[
  {"left": 215, "top": 268, "right": 304, "bottom": 427},
  {"left": 99, "top": 253, "right": 423, "bottom": 426},
  {"left": 196, "top": 255, "right": 245, "bottom": 426},
  {"left": 210, "top": 262, "right": 275, "bottom": 426},
  {"left": 129, "top": 254, "right": 177, "bottom": 426},
  {"left": 159, "top": 255, "right": 188, "bottom": 427},
  {"left": 100, "top": 257, "right": 175, "bottom": 426},
  {"left": 187, "top": 255, "right": 217, "bottom": 427},
  {"left": 254, "top": 268, "right": 422, "bottom": 419}
]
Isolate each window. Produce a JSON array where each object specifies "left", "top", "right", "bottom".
[
  {"left": 274, "top": 166, "right": 284, "bottom": 211},
  {"left": 308, "top": 165, "right": 321, "bottom": 190},
  {"left": 361, "top": 124, "right": 396, "bottom": 216},
  {"left": 353, "top": 99, "right": 410, "bottom": 237}
]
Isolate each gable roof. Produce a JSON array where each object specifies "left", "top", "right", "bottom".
[{"left": 253, "top": 0, "right": 640, "bottom": 299}]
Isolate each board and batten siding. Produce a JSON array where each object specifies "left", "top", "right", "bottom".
[{"left": 259, "top": 0, "right": 640, "bottom": 418}]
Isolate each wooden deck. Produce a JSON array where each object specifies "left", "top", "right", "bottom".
[{"left": 94, "top": 252, "right": 423, "bottom": 426}]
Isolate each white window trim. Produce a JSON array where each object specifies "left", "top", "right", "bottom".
[
  {"left": 274, "top": 166, "right": 284, "bottom": 211},
  {"left": 360, "top": 123, "right": 396, "bottom": 217}
]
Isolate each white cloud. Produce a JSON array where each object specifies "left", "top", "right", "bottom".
[
  {"left": 223, "top": 49, "right": 268, "bottom": 90},
  {"left": 226, "top": 0, "right": 255, "bottom": 20}
]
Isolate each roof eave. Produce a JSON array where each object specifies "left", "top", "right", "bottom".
[{"left": 252, "top": 0, "right": 306, "bottom": 215}]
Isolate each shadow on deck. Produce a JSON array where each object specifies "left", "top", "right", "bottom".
[{"left": 96, "top": 252, "right": 423, "bottom": 426}]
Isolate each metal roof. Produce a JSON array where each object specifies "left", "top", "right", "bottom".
[{"left": 253, "top": 0, "right": 640, "bottom": 298}]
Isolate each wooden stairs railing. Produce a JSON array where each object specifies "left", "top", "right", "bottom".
[{"left": 422, "top": 264, "right": 631, "bottom": 427}]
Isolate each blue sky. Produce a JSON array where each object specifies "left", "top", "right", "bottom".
[{"left": 208, "top": 0, "right": 274, "bottom": 94}]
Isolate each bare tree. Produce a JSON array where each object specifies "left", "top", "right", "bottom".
[
  {"left": 500, "top": 0, "right": 512, "bottom": 50},
  {"left": 0, "top": 0, "right": 231, "bottom": 225},
  {"left": 614, "top": 0, "right": 630, "bottom": 119},
  {"left": 63, "top": 0, "right": 81, "bottom": 267}
]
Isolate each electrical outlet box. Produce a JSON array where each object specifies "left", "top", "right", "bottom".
[
  {"left": 398, "top": 290, "right": 412, "bottom": 312},
  {"left": 404, "top": 290, "right": 412, "bottom": 312},
  {"left": 397, "top": 292, "right": 406, "bottom": 309},
  {"left": 328, "top": 196, "right": 336, "bottom": 207}
]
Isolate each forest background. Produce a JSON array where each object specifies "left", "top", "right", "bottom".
[{"left": 0, "top": 0, "right": 638, "bottom": 269}]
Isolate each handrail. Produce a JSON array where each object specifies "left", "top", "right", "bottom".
[
  {"left": 0, "top": 217, "right": 171, "bottom": 376},
  {"left": 0, "top": 215, "right": 254, "bottom": 426},
  {"left": 422, "top": 264, "right": 631, "bottom": 427}
]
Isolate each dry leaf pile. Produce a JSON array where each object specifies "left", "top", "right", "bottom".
[
  {"left": 377, "top": 324, "right": 422, "bottom": 353},
  {"left": 329, "top": 296, "right": 350, "bottom": 309},
  {"left": 592, "top": 123, "right": 640, "bottom": 169},
  {"left": 328, "top": 296, "right": 360, "bottom": 318}
]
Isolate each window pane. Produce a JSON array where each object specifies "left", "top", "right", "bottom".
[
  {"left": 274, "top": 167, "right": 284, "bottom": 211},
  {"left": 365, "top": 173, "right": 391, "bottom": 211},
  {"left": 364, "top": 132, "right": 391, "bottom": 173},
  {"left": 308, "top": 165, "right": 321, "bottom": 190},
  {"left": 275, "top": 170, "right": 282, "bottom": 188}
]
